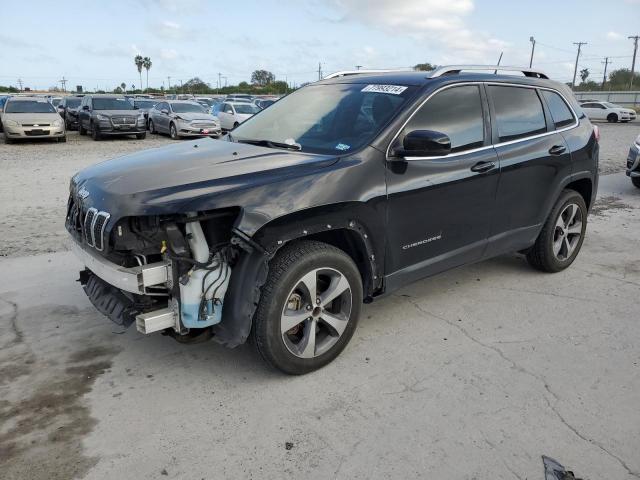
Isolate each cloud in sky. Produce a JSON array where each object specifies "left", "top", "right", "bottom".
[{"left": 606, "top": 31, "right": 622, "bottom": 40}]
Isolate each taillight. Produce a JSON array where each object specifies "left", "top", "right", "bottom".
[{"left": 593, "top": 125, "right": 600, "bottom": 142}]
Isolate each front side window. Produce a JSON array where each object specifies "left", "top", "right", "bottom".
[
  {"left": 541, "top": 90, "right": 575, "bottom": 129},
  {"left": 403, "top": 85, "right": 485, "bottom": 153},
  {"left": 232, "top": 83, "right": 415, "bottom": 155},
  {"left": 489, "top": 86, "right": 547, "bottom": 142},
  {"left": 5, "top": 100, "right": 57, "bottom": 113}
]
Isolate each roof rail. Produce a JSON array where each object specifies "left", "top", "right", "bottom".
[
  {"left": 428, "top": 65, "right": 549, "bottom": 79},
  {"left": 323, "top": 69, "right": 411, "bottom": 79}
]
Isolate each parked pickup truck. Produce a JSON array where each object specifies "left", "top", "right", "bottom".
[{"left": 66, "top": 66, "right": 599, "bottom": 374}]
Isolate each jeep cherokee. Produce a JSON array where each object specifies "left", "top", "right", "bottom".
[{"left": 66, "top": 66, "right": 599, "bottom": 374}]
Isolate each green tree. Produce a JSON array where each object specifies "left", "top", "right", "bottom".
[
  {"left": 580, "top": 68, "right": 589, "bottom": 83},
  {"left": 183, "top": 77, "right": 209, "bottom": 93},
  {"left": 608, "top": 68, "right": 640, "bottom": 90},
  {"left": 134, "top": 55, "right": 144, "bottom": 92},
  {"left": 142, "top": 57, "right": 152, "bottom": 91},
  {"left": 413, "top": 63, "right": 436, "bottom": 72},
  {"left": 251, "top": 69, "right": 275, "bottom": 86},
  {"left": 120, "top": 82, "right": 126, "bottom": 93}
]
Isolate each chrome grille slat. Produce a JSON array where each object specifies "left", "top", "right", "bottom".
[{"left": 69, "top": 193, "right": 111, "bottom": 251}]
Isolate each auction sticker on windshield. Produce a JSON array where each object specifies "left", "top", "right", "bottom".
[{"left": 361, "top": 84, "right": 408, "bottom": 95}]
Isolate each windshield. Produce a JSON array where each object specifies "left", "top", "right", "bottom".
[
  {"left": 135, "top": 100, "right": 157, "bottom": 108},
  {"left": 93, "top": 98, "right": 134, "bottom": 110},
  {"left": 233, "top": 104, "right": 259, "bottom": 114},
  {"left": 5, "top": 100, "right": 57, "bottom": 113},
  {"left": 232, "top": 83, "right": 416, "bottom": 154},
  {"left": 66, "top": 98, "right": 82, "bottom": 108},
  {"left": 51, "top": 99, "right": 61, "bottom": 106},
  {"left": 171, "top": 103, "right": 206, "bottom": 113}
]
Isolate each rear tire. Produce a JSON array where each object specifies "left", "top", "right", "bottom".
[
  {"left": 607, "top": 113, "right": 618, "bottom": 123},
  {"left": 632, "top": 177, "right": 640, "bottom": 189},
  {"left": 253, "top": 240, "right": 363, "bottom": 375},
  {"left": 170, "top": 122, "right": 178, "bottom": 140},
  {"left": 136, "top": 132, "right": 146, "bottom": 140},
  {"left": 526, "top": 189, "right": 587, "bottom": 273}
]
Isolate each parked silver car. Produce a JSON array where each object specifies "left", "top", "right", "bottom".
[{"left": 148, "top": 100, "right": 221, "bottom": 139}]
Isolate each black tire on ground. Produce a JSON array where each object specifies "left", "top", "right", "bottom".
[
  {"left": 632, "top": 177, "right": 640, "bottom": 189},
  {"left": 149, "top": 119, "right": 156, "bottom": 134},
  {"left": 233, "top": 122, "right": 239, "bottom": 129},
  {"left": 252, "top": 240, "right": 363, "bottom": 375},
  {"left": 78, "top": 121, "right": 87, "bottom": 135},
  {"left": 4, "top": 135, "right": 12, "bottom": 144},
  {"left": 170, "top": 122, "right": 178, "bottom": 139},
  {"left": 58, "top": 136, "right": 67, "bottom": 143},
  {"left": 526, "top": 189, "right": 587, "bottom": 273},
  {"left": 91, "top": 123, "right": 101, "bottom": 141},
  {"left": 607, "top": 113, "right": 618, "bottom": 123},
  {"left": 136, "top": 132, "right": 146, "bottom": 140}
]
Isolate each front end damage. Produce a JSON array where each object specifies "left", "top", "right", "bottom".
[{"left": 66, "top": 198, "right": 253, "bottom": 343}]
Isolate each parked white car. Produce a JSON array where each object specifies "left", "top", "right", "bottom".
[
  {"left": 216, "top": 101, "right": 259, "bottom": 130},
  {"left": 580, "top": 101, "right": 636, "bottom": 123}
]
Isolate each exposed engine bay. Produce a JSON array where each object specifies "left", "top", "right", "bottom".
[{"left": 68, "top": 205, "right": 241, "bottom": 343}]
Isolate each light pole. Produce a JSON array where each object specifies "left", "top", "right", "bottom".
[{"left": 529, "top": 36, "right": 536, "bottom": 68}]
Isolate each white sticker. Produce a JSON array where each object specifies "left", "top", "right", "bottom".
[
  {"left": 335, "top": 143, "right": 351, "bottom": 151},
  {"left": 361, "top": 84, "right": 408, "bottom": 95}
]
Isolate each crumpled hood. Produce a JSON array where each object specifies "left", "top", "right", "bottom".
[
  {"left": 173, "top": 112, "right": 218, "bottom": 122},
  {"left": 72, "top": 137, "right": 337, "bottom": 216}
]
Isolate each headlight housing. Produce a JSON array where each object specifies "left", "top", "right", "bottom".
[
  {"left": 96, "top": 114, "right": 109, "bottom": 121},
  {"left": 4, "top": 119, "right": 18, "bottom": 127},
  {"left": 52, "top": 119, "right": 62, "bottom": 127}
]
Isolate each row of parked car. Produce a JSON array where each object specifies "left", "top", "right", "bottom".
[{"left": 0, "top": 92, "right": 277, "bottom": 143}]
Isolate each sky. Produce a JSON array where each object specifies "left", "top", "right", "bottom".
[{"left": 1, "top": 0, "right": 639, "bottom": 91}]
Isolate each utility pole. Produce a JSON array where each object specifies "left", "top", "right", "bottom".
[
  {"left": 571, "top": 42, "right": 587, "bottom": 90},
  {"left": 355, "top": 65, "right": 362, "bottom": 70},
  {"left": 629, "top": 35, "right": 639, "bottom": 89},
  {"left": 17, "top": 78, "right": 23, "bottom": 92},
  {"left": 217, "top": 72, "right": 222, "bottom": 93},
  {"left": 59, "top": 76, "right": 67, "bottom": 92},
  {"left": 318, "top": 62, "right": 322, "bottom": 81},
  {"left": 601, "top": 57, "right": 611, "bottom": 90},
  {"left": 529, "top": 36, "right": 536, "bottom": 68},
  {"left": 167, "top": 76, "right": 171, "bottom": 92}
]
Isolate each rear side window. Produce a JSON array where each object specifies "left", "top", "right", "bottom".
[
  {"left": 542, "top": 90, "right": 575, "bottom": 129},
  {"left": 489, "top": 86, "right": 547, "bottom": 142},
  {"left": 405, "top": 85, "right": 485, "bottom": 153}
]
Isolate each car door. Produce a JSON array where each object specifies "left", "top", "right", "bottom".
[
  {"left": 384, "top": 84, "right": 499, "bottom": 287},
  {"left": 485, "top": 84, "right": 573, "bottom": 256},
  {"left": 79, "top": 96, "right": 90, "bottom": 129},
  {"left": 581, "top": 102, "right": 604, "bottom": 120},
  {"left": 219, "top": 103, "right": 234, "bottom": 129},
  {"left": 156, "top": 102, "right": 170, "bottom": 132}
]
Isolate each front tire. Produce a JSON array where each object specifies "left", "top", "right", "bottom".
[
  {"left": 149, "top": 119, "right": 156, "bottom": 134},
  {"left": 233, "top": 122, "right": 239, "bottom": 129},
  {"left": 58, "top": 135, "right": 67, "bottom": 143},
  {"left": 78, "top": 121, "right": 87, "bottom": 135},
  {"left": 526, "top": 189, "right": 587, "bottom": 272},
  {"left": 253, "top": 240, "right": 363, "bottom": 375},
  {"left": 607, "top": 113, "right": 618, "bottom": 123},
  {"left": 632, "top": 177, "right": 640, "bottom": 189},
  {"left": 4, "top": 135, "right": 12, "bottom": 144},
  {"left": 169, "top": 122, "right": 179, "bottom": 139},
  {"left": 91, "top": 123, "right": 101, "bottom": 141},
  {"left": 136, "top": 132, "right": 146, "bottom": 140}
]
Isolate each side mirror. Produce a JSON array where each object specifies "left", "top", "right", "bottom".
[
  {"left": 161, "top": 109, "right": 169, "bottom": 115},
  {"left": 82, "top": 105, "right": 90, "bottom": 111},
  {"left": 391, "top": 130, "right": 451, "bottom": 159}
]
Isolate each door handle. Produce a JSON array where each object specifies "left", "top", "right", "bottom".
[
  {"left": 470, "top": 161, "right": 496, "bottom": 173},
  {"left": 549, "top": 145, "right": 567, "bottom": 155}
]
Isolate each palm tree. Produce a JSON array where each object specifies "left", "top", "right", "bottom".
[
  {"left": 134, "top": 55, "right": 144, "bottom": 93},
  {"left": 120, "top": 82, "right": 126, "bottom": 93},
  {"left": 142, "top": 57, "right": 152, "bottom": 92}
]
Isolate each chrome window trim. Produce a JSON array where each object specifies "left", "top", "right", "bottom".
[{"left": 386, "top": 81, "right": 580, "bottom": 161}]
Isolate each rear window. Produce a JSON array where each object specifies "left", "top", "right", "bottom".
[
  {"left": 489, "top": 86, "right": 547, "bottom": 142},
  {"left": 541, "top": 90, "right": 575, "bottom": 129},
  {"left": 5, "top": 100, "right": 57, "bottom": 113}
]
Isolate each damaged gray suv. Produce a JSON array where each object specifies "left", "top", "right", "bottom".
[{"left": 67, "top": 66, "right": 599, "bottom": 374}]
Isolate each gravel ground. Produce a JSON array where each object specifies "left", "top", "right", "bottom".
[{"left": 0, "top": 122, "right": 638, "bottom": 258}]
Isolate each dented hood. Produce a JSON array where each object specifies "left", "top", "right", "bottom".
[{"left": 71, "top": 137, "right": 337, "bottom": 216}]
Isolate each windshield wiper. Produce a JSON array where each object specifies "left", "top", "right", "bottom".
[{"left": 236, "top": 139, "right": 302, "bottom": 151}]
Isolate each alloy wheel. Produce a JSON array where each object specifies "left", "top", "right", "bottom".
[
  {"left": 553, "top": 203, "right": 583, "bottom": 261},
  {"left": 280, "top": 268, "right": 352, "bottom": 359}
]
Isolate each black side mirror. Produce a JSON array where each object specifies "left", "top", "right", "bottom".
[
  {"left": 161, "top": 109, "right": 169, "bottom": 115},
  {"left": 391, "top": 130, "right": 451, "bottom": 159},
  {"left": 82, "top": 105, "right": 90, "bottom": 111}
]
